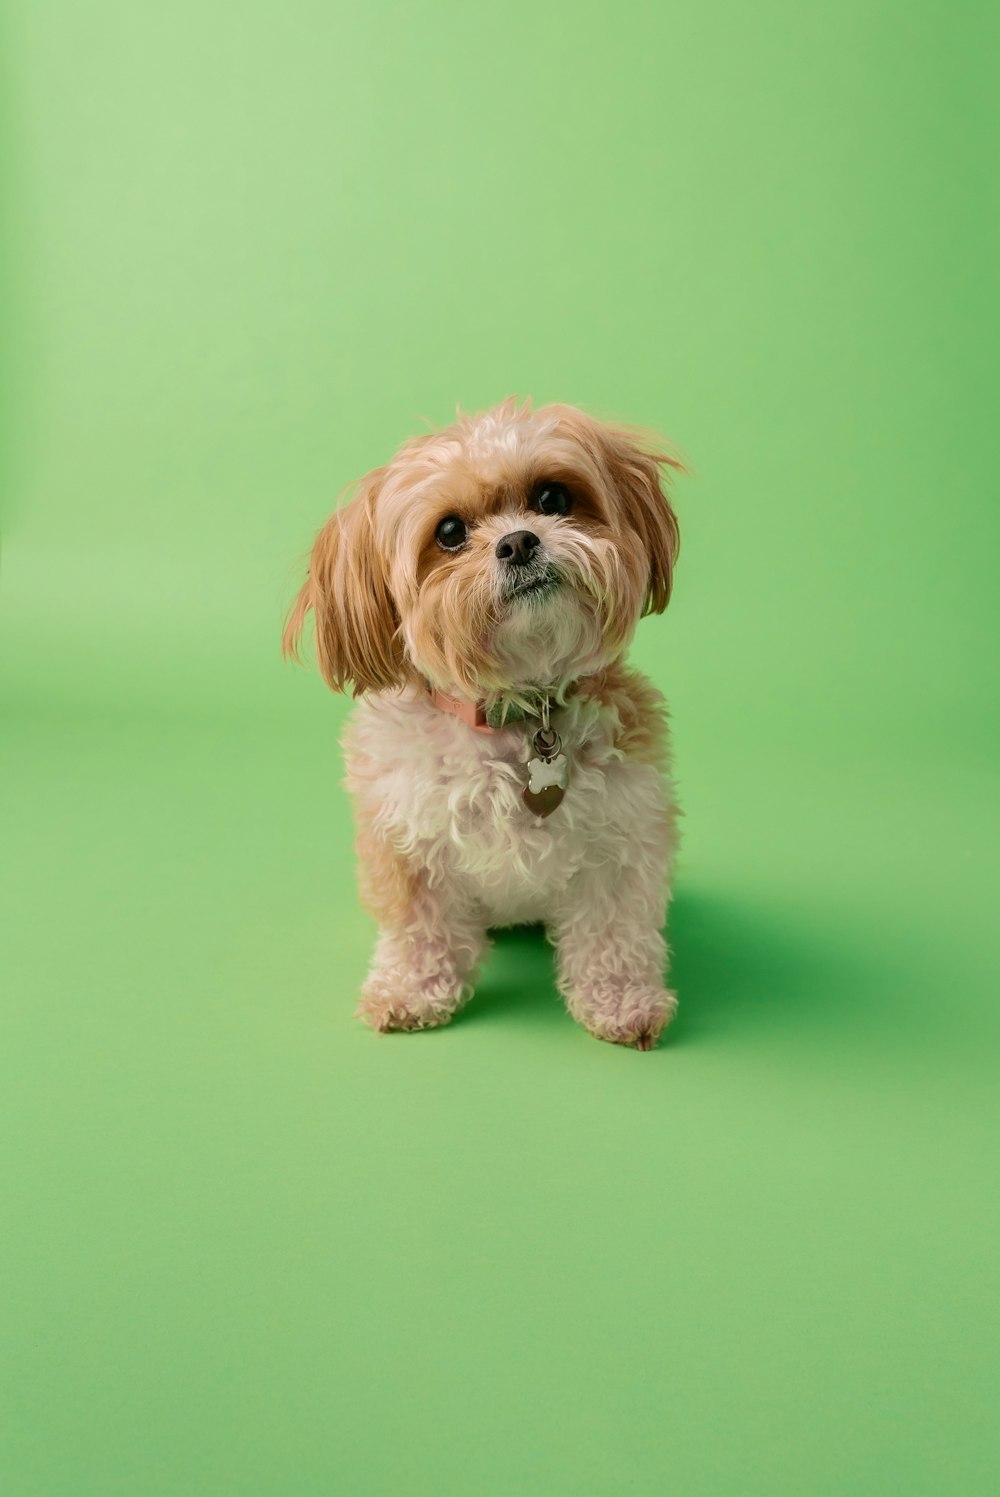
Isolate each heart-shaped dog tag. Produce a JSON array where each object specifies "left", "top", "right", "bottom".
[{"left": 522, "top": 782, "right": 565, "bottom": 817}]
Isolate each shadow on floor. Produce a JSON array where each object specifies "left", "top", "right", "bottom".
[
  {"left": 455, "top": 884, "right": 876, "bottom": 1048},
  {"left": 667, "top": 885, "right": 863, "bottom": 1046},
  {"left": 458, "top": 922, "right": 564, "bottom": 1033}
]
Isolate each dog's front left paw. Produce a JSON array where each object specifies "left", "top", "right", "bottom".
[{"left": 579, "top": 987, "right": 678, "bottom": 1051}]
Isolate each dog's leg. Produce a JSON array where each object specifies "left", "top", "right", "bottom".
[
  {"left": 353, "top": 817, "right": 486, "bottom": 1032},
  {"left": 551, "top": 875, "right": 675, "bottom": 1049},
  {"left": 549, "top": 823, "right": 676, "bottom": 1050},
  {"left": 357, "top": 902, "right": 487, "bottom": 1033}
]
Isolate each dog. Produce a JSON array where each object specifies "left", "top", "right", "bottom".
[{"left": 284, "top": 398, "right": 683, "bottom": 1049}]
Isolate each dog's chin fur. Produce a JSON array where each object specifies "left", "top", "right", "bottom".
[
  {"left": 284, "top": 397, "right": 684, "bottom": 1049},
  {"left": 489, "top": 587, "right": 605, "bottom": 701}
]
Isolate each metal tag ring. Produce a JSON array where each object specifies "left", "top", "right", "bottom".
[{"left": 532, "top": 726, "right": 561, "bottom": 759}]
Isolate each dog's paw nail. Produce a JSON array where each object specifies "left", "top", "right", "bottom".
[{"left": 582, "top": 990, "right": 676, "bottom": 1050}]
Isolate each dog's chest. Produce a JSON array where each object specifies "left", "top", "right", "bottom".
[{"left": 347, "top": 695, "right": 653, "bottom": 922}]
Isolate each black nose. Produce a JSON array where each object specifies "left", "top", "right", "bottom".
[{"left": 495, "top": 530, "right": 540, "bottom": 567}]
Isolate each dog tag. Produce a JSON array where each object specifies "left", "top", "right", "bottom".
[{"left": 523, "top": 725, "right": 569, "bottom": 818}]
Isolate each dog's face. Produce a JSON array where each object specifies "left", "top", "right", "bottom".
[{"left": 284, "top": 399, "right": 681, "bottom": 698}]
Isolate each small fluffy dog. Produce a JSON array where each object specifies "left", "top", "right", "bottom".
[{"left": 284, "top": 398, "right": 683, "bottom": 1049}]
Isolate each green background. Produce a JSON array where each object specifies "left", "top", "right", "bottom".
[{"left": 3, "top": 2, "right": 998, "bottom": 1493}]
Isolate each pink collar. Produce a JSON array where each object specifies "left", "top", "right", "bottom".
[{"left": 427, "top": 686, "right": 501, "bottom": 734}]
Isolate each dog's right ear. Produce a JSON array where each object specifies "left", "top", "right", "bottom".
[{"left": 282, "top": 468, "right": 406, "bottom": 695}]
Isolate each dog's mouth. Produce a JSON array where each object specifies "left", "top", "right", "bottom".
[{"left": 504, "top": 566, "right": 561, "bottom": 604}]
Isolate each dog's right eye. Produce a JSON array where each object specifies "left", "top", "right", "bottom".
[{"left": 435, "top": 515, "right": 468, "bottom": 551}]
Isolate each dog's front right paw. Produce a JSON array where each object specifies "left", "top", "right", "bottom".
[{"left": 355, "top": 988, "right": 457, "bottom": 1034}]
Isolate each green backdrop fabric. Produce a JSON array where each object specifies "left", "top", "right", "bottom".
[{"left": 2, "top": 3, "right": 998, "bottom": 1494}]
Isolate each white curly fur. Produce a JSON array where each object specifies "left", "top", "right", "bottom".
[{"left": 346, "top": 682, "right": 679, "bottom": 1047}]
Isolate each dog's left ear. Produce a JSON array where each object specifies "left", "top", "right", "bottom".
[{"left": 601, "top": 425, "right": 683, "bottom": 615}]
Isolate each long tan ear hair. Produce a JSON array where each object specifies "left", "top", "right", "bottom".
[
  {"left": 602, "top": 424, "right": 683, "bottom": 615},
  {"left": 282, "top": 468, "right": 405, "bottom": 694}
]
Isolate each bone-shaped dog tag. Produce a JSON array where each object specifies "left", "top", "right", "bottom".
[{"left": 523, "top": 726, "right": 569, "bottom": 818}]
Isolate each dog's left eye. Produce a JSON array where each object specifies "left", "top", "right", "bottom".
[{"left": 531, "top": 481, "right": 572, "bottom": 517}]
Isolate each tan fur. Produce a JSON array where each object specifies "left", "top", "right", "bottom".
[
  {"left": 539, "top": 406, "right": 682, "bottom": 615},
  {"left": 581, "top": 661, "right": 671, "bottom": 768},
  {"left": 353, "top": 803, "right": 420, "bottom": 930},
  {"left": 282, "top": 467, "right": 409, "bottom": 695}
]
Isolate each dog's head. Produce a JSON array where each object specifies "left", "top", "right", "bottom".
[{"left": 284, "top": 398, "right": 681, "bottom": 698}]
